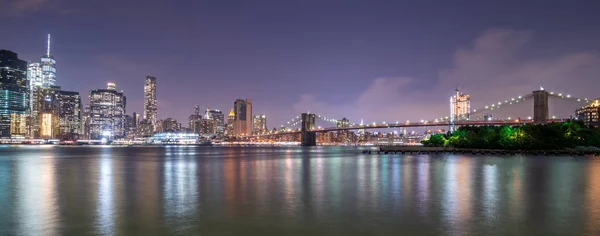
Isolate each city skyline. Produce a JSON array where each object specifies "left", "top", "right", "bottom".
[{"left": 2, "top": 2, "right": 600, "bottom": 127}]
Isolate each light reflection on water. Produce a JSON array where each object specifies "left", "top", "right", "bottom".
[{"left": 0, "top": 146, "right": 598, "bottom": 235}]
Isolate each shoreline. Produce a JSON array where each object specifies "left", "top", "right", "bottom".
[{"left": 375, "top": 145, "right": 600, "bottom": 156}]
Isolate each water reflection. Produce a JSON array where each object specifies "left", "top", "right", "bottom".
[
  {"left": 0, "top": 147, "right": 597, "bottom": 235},
  {"left": 17, "top": 155, "right": 58, "bottom": 236}
]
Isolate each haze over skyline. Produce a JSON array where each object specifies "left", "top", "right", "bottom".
[{"left": 2, "top": 1, "right": 600, "bottom": 127}]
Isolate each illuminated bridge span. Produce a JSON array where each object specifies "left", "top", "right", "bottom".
[{"left": 258, "top": 89, "right": 590, "bottom": 146}]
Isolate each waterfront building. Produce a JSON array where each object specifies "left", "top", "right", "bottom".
[
  {"left": 57, "top": 90, "right": 82, "bottom": 139},
  {"left": 577, "top": 98, "right": 600, "bottom": 128},
  {"left": 0, "top": 50, "right": 28, "bottom": 137},
  {"left": 233, "top": 99, "right": 252, "bottom": 136},
  {"left": 253, "top": 114, "right": 267, "bottom": 134},
  {"left": 148, "top": 132, "right": 198, "bottom": 145},
  {"left": 88, "top": 83, "right": 126, "bottom": 140},
  {"left": 144, "top": 76, "right": 157, "bottom": 130},
  {"left": 450, "top": 90, "right": 470, "bottom": 121}
]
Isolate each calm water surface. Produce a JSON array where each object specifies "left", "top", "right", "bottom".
[{"left": 0, "top": 146, "right": 599, "bottom": 235}]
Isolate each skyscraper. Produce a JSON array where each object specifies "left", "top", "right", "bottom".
[
  {"left": 233, "top": 99, "right": 252, "bottom": 136},
  {"left": 27, "top": 62, "right": 43, "bottom": 125},
  {"left": 57, "top": 90, "right": 82, "bottom": 139},
  {"left": 450, "top": 89, "right": 470, "bottom": 121},
  {"left": 88, "top": 83, "right": 126, "bottom": 140},
  {"left": 205, "top": 108, "right": 225, "bottom": 138},
  {"left": 0, "top": 50, "right": 28, "bottom": 137},
  {"left": 144, "top": 76, "right": 157, "bottom": 130},
  {"left": 41, "top": 34, "right": 57, "bottom": 88},
  {"left": 252, "top": 114, "right": 267, "bottom": 134}
]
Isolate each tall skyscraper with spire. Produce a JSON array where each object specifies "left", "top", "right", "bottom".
[{"left": 40, "top": 34, "right": 56, "bottom": 87}]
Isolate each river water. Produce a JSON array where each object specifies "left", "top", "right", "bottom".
[{"left": 0, "top": 146, "right": 598, "bottom": 235}]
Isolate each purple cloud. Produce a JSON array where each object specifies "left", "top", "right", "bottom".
[{"left": 291, "top": 28, "right": 600, "bottom": 126}]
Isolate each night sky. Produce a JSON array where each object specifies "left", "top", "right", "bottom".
[{"left": 2, "top": 1, "right": 600, "bottom": 127}]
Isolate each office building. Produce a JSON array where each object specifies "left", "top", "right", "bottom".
[
  {"left": 233, "top": 99, "right": 252, "bottom": 136},
  {"left": 0, "top": 50, "right": 28, "bottom": 137},
  {"left": 450, "top": 90, "right": 470, "bottom": 121},
  {"left": 132, "top": 112, "right": 140, "bottom": 126},
  {"left": 36, "top": 86, "right": 61, "bottom": 138},
  {"left": 577, "top": 98, "right": 600, "bottom": 128},
  {"left": 205, "top": 108, "right": 225, "bottom": 137},
  {"left": 57, "top": 90, "right": 82, "bottom": 139},
  {"left": 162, "top": 118, "right": 178, "bottom": 132},
  {"left": 138, "top": 119, "right": 154, "bottom": 137},
  {"left": 144, "top": 76, "right": 157, "bottom": 130},
  {"left": 253, "top": 114, "right": 267, "bottom": 134},
  {"left": 88, "top": 83, "right": 126, "bottom": 140},
  {"left": 199, "top": 118, "right": 216, "bottom": 136},
  {"left": 27, "top": 62, "right": 43, "bottom": 124}
]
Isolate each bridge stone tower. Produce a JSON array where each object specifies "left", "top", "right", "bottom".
[
  {"left": 533, "top": 90, "right": 549, "bottom": 124},
  {"left": 301, "top": 113, "right": 316, "bottom": 146}
]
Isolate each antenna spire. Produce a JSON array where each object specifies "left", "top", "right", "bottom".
[{"left": 46, "top": 34, "right": 51, "bottom": 57}]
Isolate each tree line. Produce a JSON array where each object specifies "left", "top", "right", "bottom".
[{"left": 422, "top": 121, "right": 600, "bottom": 150}]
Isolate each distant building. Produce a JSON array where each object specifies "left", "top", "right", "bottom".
[
  {"left": 56, "top": 90, "right": 82, "bottom": 139},
  {"left": 205, "top": 108, "right": 224, "bottom": 137},
  {"left": 199, "top": 118, "right": 216, "bottom": 136},
  {"left": 162, "top": 118, "right": 178, "bottom": 132},
  {"left": 336, "top": 118, "right": 350, "bottom": 143},
  {"left": 88, "top": 83, "right": 126, "bottom": 140},
  {"left": 233, "top": 99, "right": 252, "bottom": 136},
  {"left": 38, "top": 86, "right": 61, "bottom": 139},
  {"left": 144, "top": 76, "right": 157, "bottom": 130},
  {"left": 194, "top": 104, "right": 200, "bottom": 116},
  {"left": 132, "top": 112, "right": 140, "bottom": 127},
  {"left": 253, "top": 114, "right": 267, "bottom": 134},
  {"left": 0, "top": 50, "right": 28, "bottom": 137},
  {"left": 27, "top": 62, "right": 43, "bottom": 129},
  {"left": 450, "top": 90, "right": 470, "bottom": 121},
  {"left": 336, "top": 117, "right": 350, "bottom": 128},
  {"left": 188, "top": 114, "right": 202, "bottom": 134},
  {"left": 577, "top": 98, "right": 600, "bottom": 128},
  {"left": 226, "top": 109, "right": 234, "bottom": 136},
  {"left": 138, "top": 119, "right": 154, "bottom": 137}
]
